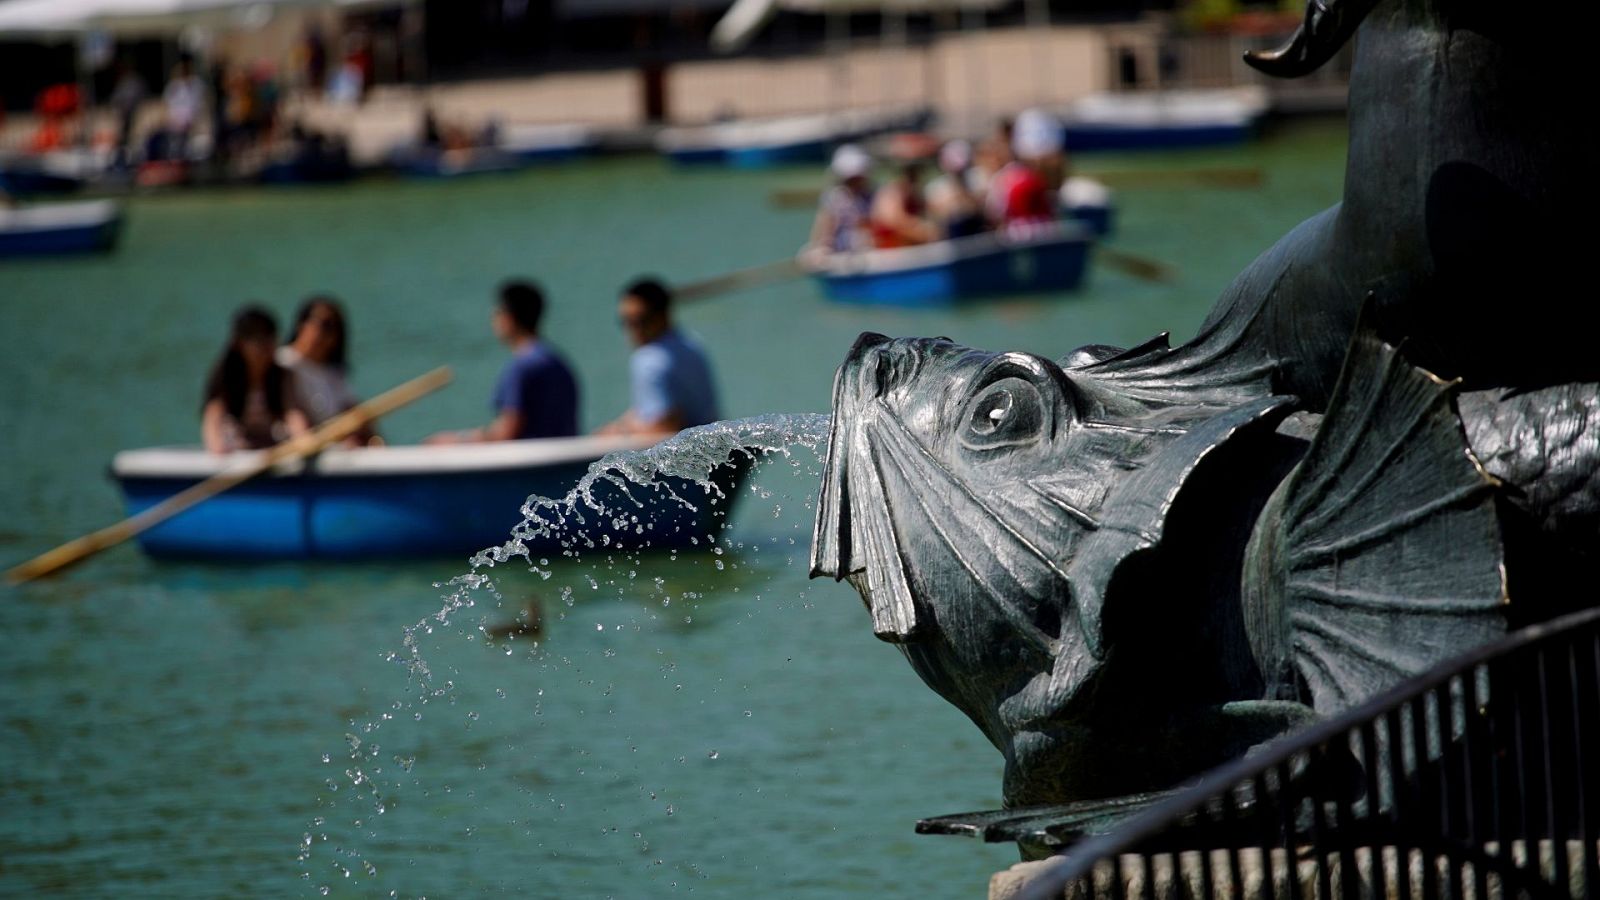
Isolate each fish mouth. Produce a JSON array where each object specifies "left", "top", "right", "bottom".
[
  {"left": 1244, "top": 0, "right": 1382, "bottom": 78},
  {"left": 809, "top": 333, "right": 1073, "bottom": 657},
  {"left": 810, "top": 332, "right": 926, "bottom": 642}
]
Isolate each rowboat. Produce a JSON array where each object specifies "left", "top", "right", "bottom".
[
  {"left": 658, "top": 106, "right": 934, "bottom": 167},
  {"left": 111, "top": 436, "right": 752, "bottom": 560},
  {"left": 0, "top": 199, "right": 123, "bottom": 258},
  {"left": 498, "top": 123, "right": 598, "bottom": 162},
  {"left": 803, "top": 221, "right": 1093, "bottom": 307},
  {"left": 1060, "top": 87, "right": 1269, "bottom": 152}
]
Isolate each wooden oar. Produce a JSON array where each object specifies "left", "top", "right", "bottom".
[
  {"left": 1097, "top": 246, "right": 1178, "bottom": 283},
  {"left": 4, "top": 366, "right": 454, "bottom": 585},
  {"left": 675, "top": 257, "right": 806, "bottom": 302}
]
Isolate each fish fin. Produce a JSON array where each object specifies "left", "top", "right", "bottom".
[
  {"left": 1067, "top": 393, "right": 1297, "bottom": 654},
  {"left": 1242, "top": 315, "right": 1507, "bottom": 714}
]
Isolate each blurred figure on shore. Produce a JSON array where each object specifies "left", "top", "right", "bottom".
[
  {"left": 925, "top": 139, "right": 986, "bottom": 239},
  {"left": 152, "top": 58, "right": 203, "bottom": 161},
  {"left": 202, "top": 306, "right": 309, "bottom": 453},
  {"left": 809, "top": 144, "right": 875, "bottom": 253},
  {"left": 108, "top": 61, "right": 147, "bottom": 167},
  {"left": 427, "top": 281, "right": 579, "bottom": 444},
  {"left": 987, "top": 108, "right": 1064, "bottom": 234},
  {"left": 598, "top": 278, "right": 719, "bottom": 439},
  {"left": 279, "top": 296, "right": 379, "bottom": 446},
  {"left": 870, "top": 161, "right": 938, "bottom": 248}
]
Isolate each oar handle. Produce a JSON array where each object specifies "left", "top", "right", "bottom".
[
  {"left": 675, "top": 257, "right": 806, "bottom": 301},
  {"left": 5, "top": 366, "right": 453, "bottom": 586}
]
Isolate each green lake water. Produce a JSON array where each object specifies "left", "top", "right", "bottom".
[{"left": 0, "top": 117, "right": 1347, "bottom": 898}]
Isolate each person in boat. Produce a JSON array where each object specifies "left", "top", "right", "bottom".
[
  {"left": 201, "top": 306, "right": 310, "bottom": 454},
  {"left": 597, "top": 278, "right": 719, "bottom": 440},
  {"left": 870, "top": 161, "right": 939, "bottom": 249},
  {"left": 925, "top": 139, "right": 987, "bottom": 240},
  {"left": 426, "top": 280, "right": 579, "bottom": 444},
  {"left": 809, "top": 144, "right": 875, "bottom": 254},
  {"left": 278, "top": 296, "right": 379, "bottom": 446},
  {"left": 986, "top": 108, "right": 1064, "bottom": 235},
  {"left": 970, "top": 116, "right": 1014, "bottom": 198}
]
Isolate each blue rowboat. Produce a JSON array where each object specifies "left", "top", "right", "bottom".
[
  {"left": 804, "top": 222, "right": 1093, "bottom": 307},
  {"left": 1060, "top": 87, "right": 1268, "bottom": 152},
  {"left": 111, "top": 437, "right": 751, "bottom": 561},
  {"left": 0, "top": 199, "right": 122, "bottom": 258}
]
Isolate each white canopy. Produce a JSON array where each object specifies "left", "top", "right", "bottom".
[
  {"left": 0, "top": 0, "right": 412, "bottom": 39},
  {"left": 710, "top": 0, "right": 1007, "bottom": 53}
]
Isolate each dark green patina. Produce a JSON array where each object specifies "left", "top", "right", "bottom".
[{"left": 809, "top": 0, "right": 1599, "bottom": 846}]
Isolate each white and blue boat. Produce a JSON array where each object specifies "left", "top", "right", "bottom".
[
  {"left": 1060, "top": 87, "right": 1269, "bottom": 152},
  {"left": 111, "top": 437, "right": 750, "bottom": 561},
  {"left": 0, "top": 199, "right": 123, "bottom": 258},
  {"left": 498, "top": 123, "right": 599, "bottom": 162},
  {"left": 803, "top": 221, "right": 1093, "bottom": 307},
  {"left": 658, "top": 106, "right": 933, "bottom": 168}
]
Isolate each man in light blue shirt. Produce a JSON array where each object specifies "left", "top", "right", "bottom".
[{"left": 598, "top": 278, "right": 719, "bottom": 439}]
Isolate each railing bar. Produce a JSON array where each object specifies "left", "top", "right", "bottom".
[
  {"left": 1280, "top": 760, "right": 1303, "bottom": 900},
  {"left": 1433, "top": 681, "right": 1462, "bottom": 900},
  {"left": 1333, "top": 732, "right": 1361, "bottom": 900},
  {"left": 1361, "top": 719, "right": 1389, "bottom": 900},
  {"left": 1109, "top": 846, "right": 1127, "bottom": 900},
  {"left": 1196, "top": 800, "right": 1217, "bottom": 900},
  {"left": 1389, "top": 707, "right": 1415, "bottom": 900},
  {"left": 1537, "top": 649, "right": 1570, "bottom": 895},
  {"left": 1461, "top": 666, "right": 1490, "bottom": 900},
  {"left": 1253, "top": 771, "right": 1279, "bottom": 900},
  {"left": 1222, "top": 787, "right": 1245, "bottom": 900},
  {"left": 1306, "top": 747, "right": 1333, "bottom": 900},
  {"left": 1577, "top": 640, "right": 1598, "bottom": 900},
  {"left": 1412, "top": 695, "right": 1439, "bottom": 900},
  {"left": 1512, "top": 659, "right": 1535, "bottom": 887},
  {"left": 1138, "top": 850, "right": 1155, "bottom": 900}
]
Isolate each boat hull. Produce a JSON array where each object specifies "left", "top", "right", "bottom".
[
  {"left": 0, "top": 200, "right": 122, "bottom": 258},
  {"left": 112, "top": 439, "right": 750, "bottom": 560},
  {"left": 1062, "top": 121, "right": 1254, "bottom": 152},
  {"left": 808, "top": 225, "right": 1092, "bottom": 308}
]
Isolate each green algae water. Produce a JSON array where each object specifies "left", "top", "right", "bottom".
[{"left": 0, "top": 117, "right": 1347, "bottom": 897}]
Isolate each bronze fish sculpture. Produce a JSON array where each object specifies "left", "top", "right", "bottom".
[{"left": 809, "top": 0, "right": 1600, "bottom": 825}]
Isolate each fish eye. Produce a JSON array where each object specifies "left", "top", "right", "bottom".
[{"left": 960, "top": 377, "right": 1046, "bottom": 451}]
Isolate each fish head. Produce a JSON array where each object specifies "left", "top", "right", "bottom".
[{"left": 809, "top": 332, "right": 1111, "bottom": 748}]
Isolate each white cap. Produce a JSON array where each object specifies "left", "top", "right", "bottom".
[
  {"left": 830, "top": 143, "right": 872, "bottom": 180},
  {"left": 1012, "top": 108, "right": 1063, "bottom": 160},
  {"left": 938, "top": 139, "right": 973, "bottom": 173}
]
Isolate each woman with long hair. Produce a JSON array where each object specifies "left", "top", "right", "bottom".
[
  {"left": 277, "top": 295, "right": 378, "bottom": 445},
  {"left": 201, "top": 306, "right": 309, "bottom": 453}
]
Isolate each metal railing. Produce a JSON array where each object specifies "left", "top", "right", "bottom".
[{"left": 1018, "top": 607, "right": 1600, "bottom": 900}]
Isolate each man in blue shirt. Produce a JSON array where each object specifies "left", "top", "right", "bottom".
[
  {"left": 427, "top": 280, "right": 579, "bottom": 443},
  {"left": 598, "top": 278, "right": 719, "bottom": 439}
]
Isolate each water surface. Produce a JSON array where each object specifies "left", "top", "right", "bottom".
[{"left": 0, "top": 118, "right": 1348, "bottom": 897}]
